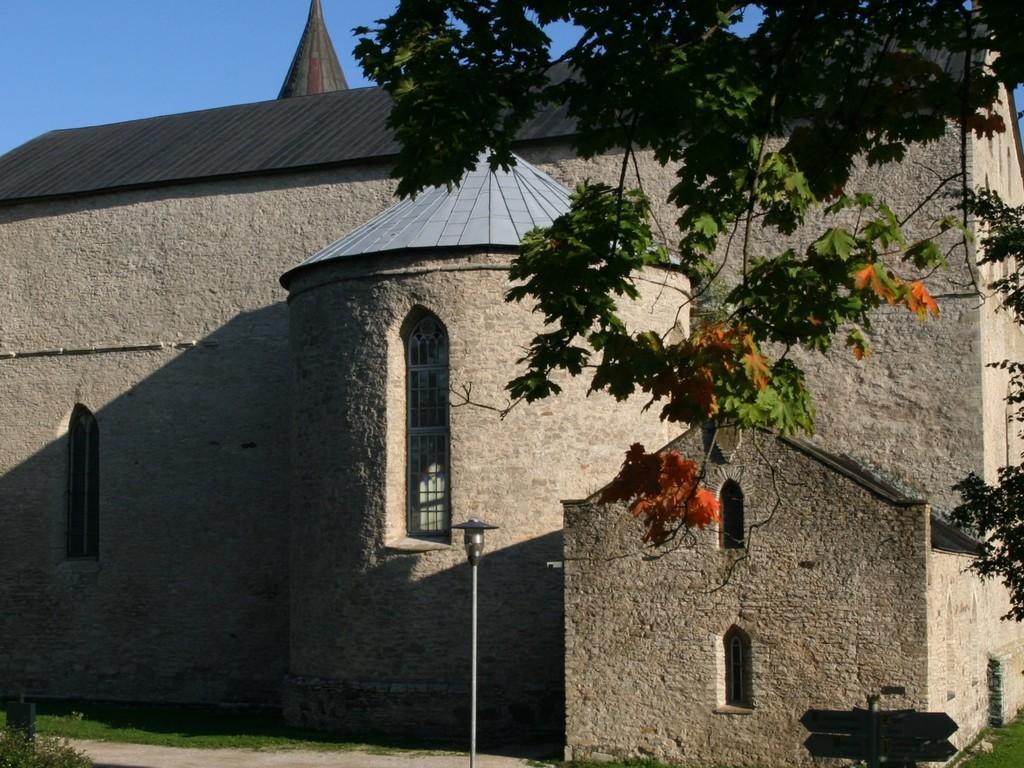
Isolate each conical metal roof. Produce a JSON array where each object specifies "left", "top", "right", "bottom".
[
  {"left": 281, "top": 153, "right": 571, "bottom": 286},
  {"left": 278, "top": 0, "right": 348, "bottom": 99}
]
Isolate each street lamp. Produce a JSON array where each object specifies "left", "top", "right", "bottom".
[{"left": 452, "top": 518, "right": 499, "bottom": 768}]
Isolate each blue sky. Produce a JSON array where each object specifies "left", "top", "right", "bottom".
[{"left": 0, "top": 2, "right": 1020, "bottom": 157}]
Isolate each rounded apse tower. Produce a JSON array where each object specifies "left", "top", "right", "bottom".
[{"left": 280, "top": 154, "right": 687, "bottom": 740}]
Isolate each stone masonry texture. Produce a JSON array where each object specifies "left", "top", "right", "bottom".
[
  {"left": 563, "top": 426, "right": 1024, "bottom": 766},
  {"left": 283, "top": 249, "right": 685, "bottom": 738}
]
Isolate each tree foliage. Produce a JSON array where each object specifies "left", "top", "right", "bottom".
[
  {"left": 357, "top": 3, "right": 1024, "bottom": 547},
  {"left": 0, "top": 730, "right": 91, "bottom": 768}
]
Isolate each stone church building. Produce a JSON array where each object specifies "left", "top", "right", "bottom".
[{"left": 1, "top": 2, "right": 1023, "bottom": 764}]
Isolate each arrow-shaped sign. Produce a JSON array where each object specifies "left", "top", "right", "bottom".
[
  {"left": 800, "top": 708, "right": 868, "bottom": 735},
  {"left": 881, "top": 737, "right": 957, "bottom": 762},
  {"left": 881, "top": 710, "right": 958, "bottom": 741},
  {"left": 804, "top": 733, "right": 867, "bottom": 760}
]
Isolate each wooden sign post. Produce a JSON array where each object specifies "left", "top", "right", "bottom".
[{"left": 802, "top": 696, "right": 958, "bottom": 766}]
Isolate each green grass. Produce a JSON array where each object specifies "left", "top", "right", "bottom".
[
  {"left": 546, "top": 715, "right": 1024, "bottom": 768},
  {"left": 0, "top": 701, "right": 442, "bottom": 753},
  {"left": 956, "top": 716, "right": 1024, "bottom": 768}
]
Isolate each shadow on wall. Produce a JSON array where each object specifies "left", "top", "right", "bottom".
[
  {"left": 0, "top": 304, "right": 292, "bottom": 705},
  {"left": 287, "top": 527, "right": 566, "bottom": 743},
  {"left": 0, "top": 301, "right": 568, "bottom": 741}
]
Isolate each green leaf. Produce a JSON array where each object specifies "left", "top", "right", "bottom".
[{"left": 813, "top": 228, "right": 856, "bottom": 261}]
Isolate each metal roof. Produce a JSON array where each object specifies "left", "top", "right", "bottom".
[
  {"left": 0, "top": 89, "right": 576, "bottom": 205},
  {"left": 278, "top": 0, "right": 348, "bottom": 99},
  {"left": 781, "top": 436, "right": 925, "bottom": 506},
  {"left": 930, "top": 516, "right": 983, "bottom": 556},
  {"left": 281, "top": 152, "right": 570, "bottom": 286}
]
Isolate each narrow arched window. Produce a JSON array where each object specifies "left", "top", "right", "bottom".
[
  {"left": 407, "top": 316, "right": 449, "bottom": 535},
  {"left": 68, "top": 405, "right": 99, "bottom": 558},
  {"left": 720, "top": 480, "right": 744, "bottom": 549},
  {"left": 724, "top": 626, "right": 752, "bottom": 707}
]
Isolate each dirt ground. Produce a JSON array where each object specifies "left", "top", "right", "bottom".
[{"left": 72, "top": 740, "right": 556, "bottom": 768}]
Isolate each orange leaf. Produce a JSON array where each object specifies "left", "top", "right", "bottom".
[
  {"left": 907, "top": 280, "right": 939, "bottom": 319},
  {"left": 602, "top": 446, "right": 720, "bottom": 545},
  {"left": 742, "top": 346, "right": 770, "bottom": 390},
  {"left": 853, "top": 263, "right": 898, "bottom": 304}
]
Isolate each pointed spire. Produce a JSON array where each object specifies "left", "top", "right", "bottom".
[{"left": 278, "top": 0, "right": 348, "bottom": 99}]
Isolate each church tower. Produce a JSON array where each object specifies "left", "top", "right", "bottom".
[{"left": 279, "top": 0, "right": 348, "bottom": 98}]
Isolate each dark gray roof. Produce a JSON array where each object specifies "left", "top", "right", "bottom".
[
  {"left": 781, "top": 436, "right": 925, "bottom": 506},
  {"left": 282, "top": 152, "right": 570, "bottom": 285},
  {"left": 930, "top": 515, "right": 983, "bottom": 556},
  {"left": 278, "top": 0, "right": 348, "bottom": 98},
  {"left": 0, "top": 88, "right": 576, "bottom": 205},
  {"left": 781, "top": 436, "right": 982, "bottom": 555}
]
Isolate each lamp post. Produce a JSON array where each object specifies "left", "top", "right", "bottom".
[{"left": 452, "top": 518, "right": 499, "bottom": 768}]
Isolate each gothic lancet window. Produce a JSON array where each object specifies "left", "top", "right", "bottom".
[
  {"left": 724, "top": 625, "right": 752, "bottom": 708},
  {"left": 407, "top": 316, "right": 450, "bottom": 535},
  {"left": 720, "top": 480, "right": 744, "bottom": 549},
  {"left": 67, "top": 404, "right": 99, "bottom": 558}
]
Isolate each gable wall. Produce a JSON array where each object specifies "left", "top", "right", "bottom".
[{"left": 564, "top": 429, "right": 932, "bottom": 767}]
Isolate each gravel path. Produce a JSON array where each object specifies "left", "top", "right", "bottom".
[{"left": 71, "top": 740, "right": 555, "bottom": 768}]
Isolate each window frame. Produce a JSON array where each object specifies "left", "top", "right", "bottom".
[
  {"left": 723, "top": 625, "right": 753, "bottom": 708},
  {"left": 67, "top": 404, "right": 99, "bottom": 559},
  {"left": 405, "top": 315, "right": 451, "bottom": 537},
  {"left": 719, "top": 480, "right": 744, "bottom": 549}
]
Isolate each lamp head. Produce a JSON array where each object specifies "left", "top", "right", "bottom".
[{"left": 451, "top": 518, "right": 499, "bottom": 566}]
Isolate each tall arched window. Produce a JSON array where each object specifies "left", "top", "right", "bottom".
[
  {"left": 724, "top": 625, "right": 752, "bottom": 707},
  {"left": 407, "top": 316, "right": 449, "bottom": 535},
  {"left": 720, "top": 480, "right": 744, "bottom": 549},
  {"left": 67, "top": 404, "right": 99, "bottom": 558}
]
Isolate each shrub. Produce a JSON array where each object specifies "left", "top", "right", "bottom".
[{"left": 0, "top": 728, "right": 91, "bottom": 768}]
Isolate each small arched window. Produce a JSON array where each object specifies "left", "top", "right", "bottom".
[
  {"left": 407, "top": 316, "right": 450, "bottom": 535},
  {"left": 724, "top": 626, "right": 752, "bottom": 708},
  {"left": 67, "top": 404, "right": 99, "bottom": 558},
  {"left": 720, "top": 480, "right": 744, "bottom": 549}
]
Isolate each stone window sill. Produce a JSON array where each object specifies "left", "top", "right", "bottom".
[
  {"left": 385, "top": 537, "right": 451, "bottom": 554},
  {"left": 714, "top": 705, "right": 754, "bottom": 715},
  {"left": 57, "top": 559, "right": 101, "bottom": 575}
]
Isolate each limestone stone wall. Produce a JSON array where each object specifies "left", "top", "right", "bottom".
[
  {"left": 0, "top": 138, "right": 685, "bottom": 710},
  {"left": 0, "top": 336, "right": 288, "bottom": 703},
  {"left": 523, "top": 132, "right": 990, "bottom": 513},
  {"left": 564, "top": 427, "right": 932, "bottom": 767},
  {"left": 0, "top": 162, "right": 400, "bottom": 703},
  {"left": 283, "top": 249, "right": 685, "bottom": 739},
  {"left": 972, "top": 86, "right": 1024, "bottom": 483},
  {"left": 927, "top": 550, "right": 1024, "bottom": 740},
  {"left": 0, "top": 92, "right": 1018, "bottom": 724}
]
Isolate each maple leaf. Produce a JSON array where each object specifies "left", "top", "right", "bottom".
[
  {"left": 906, "top": 281, "right": 940, "bottom": 320},
  {"left": 741, "top": 337, "right": 770, "bottom": 390},
  {"left": 845, "top": 328, "right": 871, "bottom": 361},
  {"left": 853, "top": 263, "right": 898, "bottom": 304},
  {"left": 599, "top": 443, "right": 662, "bottom": 504},
  {"left": 601, "top": 446, "right": 720, "bottom": 545}
]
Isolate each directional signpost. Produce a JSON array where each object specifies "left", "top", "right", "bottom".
[{"left": 803, "top": 696, "right": 958, "bottom": 767}]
